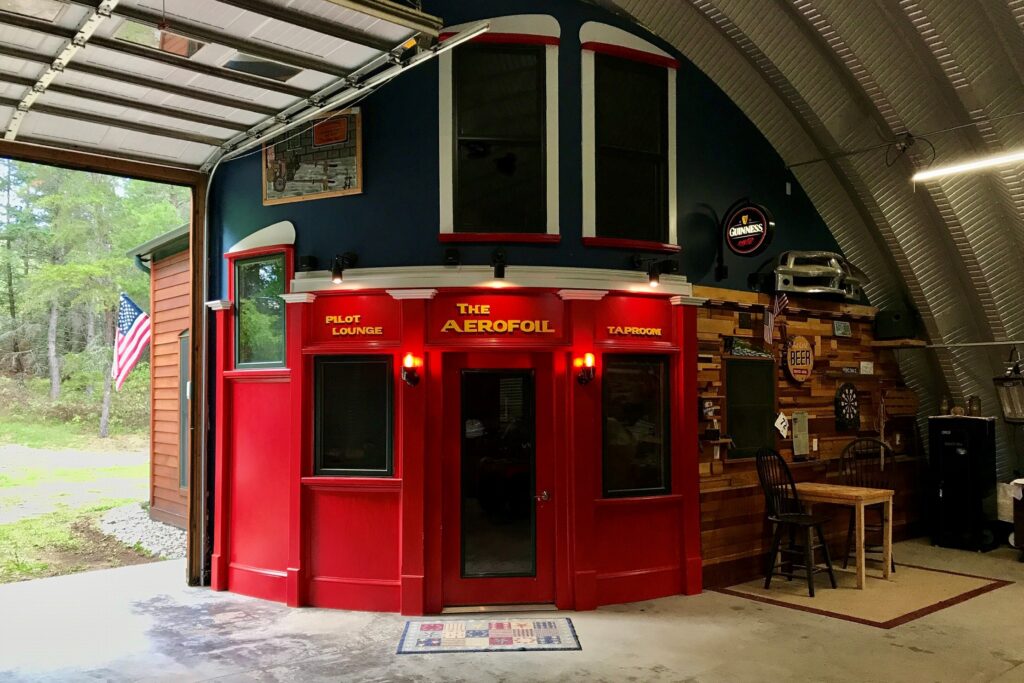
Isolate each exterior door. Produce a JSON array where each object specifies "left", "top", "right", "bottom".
[{"left": 442, "top": 352, "right": 555, "bottom": 606}]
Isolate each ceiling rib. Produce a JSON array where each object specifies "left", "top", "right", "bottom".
[
  {"left": 0, "top": 43, "right": 279, "bottom": 116},
  {"left": 212, "top": 0, "right": 399, "bottom": 52},
  {"left": 3, "top": 0, "right": 119, "bottom": 140},
  {"left": 0, "top": 95, "right": 222, "bottom": 146},
  {"left": 0, "top": 10, "right": 311, "bottom": 97},
  {"left": 68, "top": 0, "right": 352, "bottom": 77},
  {"left": 0, "top": 72, "right": 249, "bottom": 131}
]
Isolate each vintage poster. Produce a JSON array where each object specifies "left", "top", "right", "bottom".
[{"left": 262, "top": 108, "right": 362, "bottom": 205}]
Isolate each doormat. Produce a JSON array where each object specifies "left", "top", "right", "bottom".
[
  {"left": 715, "top": 564, "right": 1011, "bottom": 629},
  {"left": 397, "top": 618, "right": 581, "bottom": 654}
]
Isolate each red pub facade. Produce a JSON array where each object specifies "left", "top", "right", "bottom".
[{"left": 209, "top": 247, "right": 703, "bottom": 613}]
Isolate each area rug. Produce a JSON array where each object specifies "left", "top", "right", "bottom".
[
  {"left": 397, "top": 618, "right": 581, "bottom": 654},
  {"left": 716, "top": 564, "right": 1011, "bottom": 629}
]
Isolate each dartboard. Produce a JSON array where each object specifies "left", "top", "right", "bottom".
[{"left": 835, "top": 383, "right": 860, "bottom": 431}]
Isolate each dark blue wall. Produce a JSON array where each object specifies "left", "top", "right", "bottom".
[{"left": 208, "top": 0, "right": 841, "bottom": 298}]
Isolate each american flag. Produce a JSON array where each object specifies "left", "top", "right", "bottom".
[
  {"left": 112, "top": 293, "right": 151, "bottom": 391},
  {"left": 763, "top": 292, "right": 789, "bottom": 345}
]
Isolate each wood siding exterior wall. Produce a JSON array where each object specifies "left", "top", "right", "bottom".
[
  {"left": 150, "top": 250, "right": 190, "bottom": 528},
  {"left": 692, "top": 286, "right": 926, "bottom": 587}
]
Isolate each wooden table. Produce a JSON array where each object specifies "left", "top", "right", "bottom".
[{"left": 795, "top": 482, "right": 893, "bottom": 589}]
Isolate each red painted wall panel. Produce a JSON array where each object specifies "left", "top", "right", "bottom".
[
  {"left": 228, "top": 378, "right": 291, "bottom": 601},
  {"left": 307, "top": 487, "right": 401, "bottom": 580},
  {"left": 593, "top": 498, "right": 683, "bottom": 604}
]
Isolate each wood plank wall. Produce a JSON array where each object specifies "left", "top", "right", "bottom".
[
  {"left": 150, "top": 250, "right": 190, "bottom": 528},
  {"left": 692, "top": 286, "right": 926, "bottom": 587}
]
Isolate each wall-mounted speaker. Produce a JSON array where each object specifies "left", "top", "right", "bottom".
[{"left": 874, "top": 309, "right": 916, "bottom": 340}]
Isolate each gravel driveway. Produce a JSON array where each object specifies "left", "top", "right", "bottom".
[{"left": 0, "top": 444, "right": 148, "bottom": 524}]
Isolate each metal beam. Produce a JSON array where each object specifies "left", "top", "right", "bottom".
[
  {"left": 0, "top": 96, "right": 224, "bottom": 146},
  {"left": 0, "top": 9, "right": 311, "bottom": 97},
  {"left": 321, "top": 0, "right": 442, "bottom": 36},
  {"left": 4, "top": 0, "right": 118, "bottom": 140},
  {"left": 0, "top": 136, "right": 204, "bottom": 181},
  {"left": 0, "top": 43, "right": 279, "bottom": 116},
  {"left": 0, "top": 72, "right": 249, "bottom": 132},
  {"left": 182, "top": 0, "right": 397, "bottom": 53},
  {"left": 68, "top": 0, "right": 352, "bottom": 77}
]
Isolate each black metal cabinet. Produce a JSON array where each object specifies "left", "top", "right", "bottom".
[{"left": 928, "top": 416, "right": 997, "bottom": 551}]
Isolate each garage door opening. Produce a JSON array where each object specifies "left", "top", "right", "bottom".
[{"left": 0, "top": 157, "right": 191, "bottom": 584}]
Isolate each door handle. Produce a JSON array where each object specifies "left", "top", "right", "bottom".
[{"left": 535, "top": 490, "right": 550, "bottom": 502}]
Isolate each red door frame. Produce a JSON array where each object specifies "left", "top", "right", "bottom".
[{"left": 440, "top": 351, "right": 557, "bottom": 606}]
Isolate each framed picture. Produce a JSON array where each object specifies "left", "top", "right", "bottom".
[
  {"left": 262, "top": 108, "right": 363, "bottom": 205},
  {"left": 833, "top": 320, "right": 852, "bottom": 337}
]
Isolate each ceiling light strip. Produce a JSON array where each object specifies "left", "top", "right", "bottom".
[
  {"left": 202, "top": 21, "right": 489, "bottom": 172},
  {"left": 4, "top": 0, "right": 121, "bottom": 141},
  {"left": 912, "top": 149, "right": 1024, "bottom": 182}
]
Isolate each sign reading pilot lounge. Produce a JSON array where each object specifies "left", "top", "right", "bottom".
[{"left": 724, "top": 202, "right": 775, "bottom": 257}]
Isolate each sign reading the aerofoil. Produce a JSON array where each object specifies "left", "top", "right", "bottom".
[
  {"left": 724, "top": 203, "right": 774, "bottom": 257},
  {"left": 429, "top": 294, "right": 565, "bottom": 343}
]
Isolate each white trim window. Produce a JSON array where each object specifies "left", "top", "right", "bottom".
[
  {"left": 581, "top": 22, "right": 678, "bottom": 249},
  {"left": 438, "top": 15, "right": 560, "bottom": 240}
]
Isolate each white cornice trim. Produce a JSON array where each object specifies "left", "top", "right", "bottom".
[
  {"left": 671, "top": 294, "right": 707, "bottom": 306},
  {"left": 579, "top": 22, "right": 670, "bottom": 59},
  {"left": 387, "top": 288, "right": 438, "bottom": 300},
  {"left": 558, "top": 289, "right": 608, "bottom": 301},
  {"left": 228, "top": 221, "right": 295, "bottom": 253},
  {"left": 294, "top": 265, "right": 694, "bottom": 298},
  {"left": 206, "top": 300, "right": 233, "bottom": 311},
  {"left": 280, "top": 293, "right": 316, "bottom": 304}
]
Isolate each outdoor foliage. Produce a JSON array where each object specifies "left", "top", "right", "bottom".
[{"left": 0, "top": 159, "right": 189, "bottom": 437}]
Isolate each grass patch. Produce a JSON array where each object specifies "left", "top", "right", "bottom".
[
  {"left": 0, "top": 499, "right": 136, "bottom": 583},
  {"left": 0, "top": 464, "right": 148, "bottom": 489},
  {"left": 0, "top": 416, "right": 146, "bottom": 451}
]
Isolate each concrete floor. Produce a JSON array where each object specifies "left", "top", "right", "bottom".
[{"left": 1, "top": 539, "right": 1022, "bottom": 683}]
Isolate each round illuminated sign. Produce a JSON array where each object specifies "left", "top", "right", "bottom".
[
  {"left": 785, "top": 335, "right": 814, "bottom": 383},
  {"left": 724, "top": 203, "right": 775, "bottom": 257}
]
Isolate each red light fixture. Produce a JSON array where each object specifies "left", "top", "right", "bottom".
[
  {"left": 574, "top": 352, "right": 596, "bottom": 385},
  {"left": 402, "top": 352, "right": 422, "bottom": 386}
]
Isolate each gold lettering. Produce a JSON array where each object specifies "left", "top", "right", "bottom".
[
  {"left": 477, "top": 320, "right": 494, "bottom": 333},
  {"left": 456, "top": 303, "right": 490, "bottom": 315},
  {"left": 441, "top": 319, "right": 462, "bottom": 333}
]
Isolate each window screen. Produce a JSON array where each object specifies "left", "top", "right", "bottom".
[
  {"left": 235, "top": 254, "right": 285, "bottom": 368},
  {"left": 594, "top": 53, "right": 668, "bottom": 243},
  {"left": 602, "top": 355, "right": 670, "bottom": 497},
  {"left": 725, "top": 358, "right": 776, "bottom": 459},
  {"left": 453, "top": 43, "right": 546, "bottom": 233},
  {"left": 315, "top": 356, "right": 393, "bottom": 476}
]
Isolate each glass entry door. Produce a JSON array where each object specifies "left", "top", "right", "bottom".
[{"left": 443, "top": 353, "right": 555, "bottom": 606}]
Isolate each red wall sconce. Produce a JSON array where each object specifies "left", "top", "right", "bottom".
[
  {"left": 402, "top": 352, "right": 422, "bottom": 386},
  {"left": 574, "top": 353, "right": 596, "bottom": 385}
]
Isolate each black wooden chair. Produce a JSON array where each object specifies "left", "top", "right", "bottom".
[
  {"left": 838, "top": 438, "right": 896, "bottom": 573},
  {"left": 755, "top": 448, "right": 837, "bottom": 597}
]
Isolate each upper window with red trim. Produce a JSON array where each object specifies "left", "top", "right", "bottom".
[
  {"left": 453, "top": 42, "right": 546, "bottom": 234},
  {"left": 582, "top": 23, "right": 678, "bottom": 251},
  {"left": 594, "top": 53, "right": 668, "bottom": 243}
]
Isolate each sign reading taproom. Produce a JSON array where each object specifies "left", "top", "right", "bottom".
[
  {"left": 311, "top": 294, "right": 401, "bottom": 345},
  {"left": 428, "top": 294, "right": 565, "bottom": 343},
  {"left": 596, "top": 295, "right": 673, "bottom": 343}
]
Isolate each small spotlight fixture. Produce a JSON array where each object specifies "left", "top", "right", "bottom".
[
  {"left": 647, "top": 261, "right": 661, "bottom": 288},
  {"left": 491, "top": 248, "right": 507, "bottom": 279},
  {"left": 331, "top": 252, "right": 358, "bottom": 284},
  {"left": 574, "top": 353, "right": 596, "bottom": 385},
  {"left": 401, "top": 352, "right": 422, "bottom": 387}
]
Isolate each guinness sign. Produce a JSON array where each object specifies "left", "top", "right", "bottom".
[{"left": 724, "top": 203, "right": 774, "bottom": 257}]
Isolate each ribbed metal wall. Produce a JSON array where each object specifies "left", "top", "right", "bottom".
[{"left": 611, "top": 0, "right": 1024, "bottom": 477}]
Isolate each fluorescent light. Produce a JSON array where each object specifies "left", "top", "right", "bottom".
[{"left": 912, "top": 148, "right": 1024, "bottom": 182}]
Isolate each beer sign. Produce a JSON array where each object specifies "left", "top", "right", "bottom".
[
  {"left": 724, "top": 202, "right": 774, "bottom": 257},
  {"left": 785, "top": 335, "right": 814, "bottom": 383}
]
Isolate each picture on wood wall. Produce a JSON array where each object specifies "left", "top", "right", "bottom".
[{"left": 262, "top": 108, "right": 363, "bottom": 205}]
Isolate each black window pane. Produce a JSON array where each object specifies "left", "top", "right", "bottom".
[
  {"left": 235, "top": 254, "right": 285, "bottom": 367},
  {"left": 316, "top": 357, "right": 392, "bottom": 475},
  {"left": 725, "top": 359, "right": 776, "bottom": 459},
  {"left": 455, "top": 45, "right": 543, "bottom": 140},
  {"left": 455, "top": 141, "right": 545, "bottom": 232},
  {"left": 595, "top": 150, "right": 666, "bottom": 242},
  {"left": 603, "top": 356, "right": 670, "bottom": 497},
  {"left": 594, "top": 53, "right": 669, "bottom": 243},
  {"left": 595, "top": 54, "right": 665, "bottom": 154}
]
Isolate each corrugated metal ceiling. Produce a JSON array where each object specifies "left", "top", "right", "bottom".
[{"left": 608, "top": 0, "right": 1024, "bottom": 476}]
